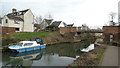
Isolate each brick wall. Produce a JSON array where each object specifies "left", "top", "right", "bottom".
[
  {"left": 0, "top": 27, "right": 15, "bottom": 35},
  {"left": 60, "top": 27, "right": 77, "bottom": 34},
  {"left": 103, "top": 26, "right": 120, "bottom": 43},
  {"left": 103, "top": 26, "right": 120, "bottom": 34}
]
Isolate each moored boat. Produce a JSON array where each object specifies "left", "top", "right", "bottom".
[{"left": 8, "top": 37, "right": 46, "bottom": 52}]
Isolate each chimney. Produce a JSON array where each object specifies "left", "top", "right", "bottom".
[{"left": 12, "top": 8, "right": 17, "bottom": 13}]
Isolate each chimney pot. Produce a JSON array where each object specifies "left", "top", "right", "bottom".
[{"left": 12, "top": 8, "right": 17, "bottom": 13}]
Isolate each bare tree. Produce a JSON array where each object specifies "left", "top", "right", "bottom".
[
  {"left": 35, "top": 15, "right": 43, "bottom": 24},
  {"left": 48, "top": 13, "right": 52, "bottom": 19},
  {"left": 109, "top": 12, "right": 116, "bottom": 26},
  {"left": 109, "top": 12, "right": 116, "bottom": 21},
  {"left": 45, "top": 13, "right": 53, "bottom": 19}
]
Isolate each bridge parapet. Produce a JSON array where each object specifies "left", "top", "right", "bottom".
[{"left": 77, "top": 30, "right": 103, "bottom": 33}]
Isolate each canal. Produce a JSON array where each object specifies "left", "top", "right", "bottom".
[{"left": 0, "top": 41, "right": 92, "bottom": 67}]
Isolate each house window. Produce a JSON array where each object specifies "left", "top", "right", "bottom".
[
  {"left": 0, "top": 19, "right": 2, "bottom": 24},
  {"left": 0, "top": 21, "right": 1, "bottom": 24},
  {"left": 6, "top": 19, "right": 8, "bottom": 23},
  {"left": 15, "top": 28, "right": 19, "bottom": 31}
]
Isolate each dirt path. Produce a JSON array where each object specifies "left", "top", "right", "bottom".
[{"left": 100, "top": 46, "right": 118, "bottom": 66}]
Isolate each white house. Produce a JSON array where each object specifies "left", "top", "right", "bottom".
[
  {"left": 51, "top": 21, "right": 62, "bottom": 27},
  {"left": 0, "top": 8, "right": 34, "bottom": 32},
  {"left": 40, "top": 18, "right": 53, "bottom": 29}
]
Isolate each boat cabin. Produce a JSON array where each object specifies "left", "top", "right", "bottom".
[{"left": 19, "top": 41, "right": 39, "bottom": 47}]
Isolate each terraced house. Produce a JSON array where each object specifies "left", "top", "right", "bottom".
[{"left": 0, "top": 8, "right": 34, "bottom": 32}]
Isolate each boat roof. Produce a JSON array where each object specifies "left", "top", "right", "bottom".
[{"left": 19, "top": 41, "right": 36, "bottom": 43}]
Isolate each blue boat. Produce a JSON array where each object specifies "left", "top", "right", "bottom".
[
  {"left": 8, "top": 37, "right": 46, "bottom": 52},
  {"left": 10, "top": 49, "right": 46, "bottom": 60}
]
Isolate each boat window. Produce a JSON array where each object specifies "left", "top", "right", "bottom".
[
  {"left": 24, "top": 43, "right": 33, "bottom": 46},
  {"left": 18, "top": 43, "right": 23, "bottom": 46},
  {"left": 36, "top": 39, "right": 41, "bottom": 42}
]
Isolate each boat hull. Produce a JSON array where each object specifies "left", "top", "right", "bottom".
[
  {"left": 10, "top": 49, "right": 46, "bottom": 60},
  {"left": 10, "top": 45, "right": 46, "bottom": 53}
]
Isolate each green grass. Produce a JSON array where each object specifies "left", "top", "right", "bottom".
[
  {"left": 90, "top": 45, "right": 107, "bottom": 65},
  {"left": 91, "top": 51, "right": 105, "bottom": 65},
  {"left": 9, "top": 31, "right": 57, "bottom": 40}
]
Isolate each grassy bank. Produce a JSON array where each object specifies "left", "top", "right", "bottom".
[
  {"left": 2, "top": 31, "right": 56, "bottom": 46},
  {"left": 7, "top": 31, "right": 54, "bottom": 40},
  {"left": 2, "top": 31, "right": 77, "bottom": 46},
  {"left": 69, "top": 44, "right": 107, "bottom": 66}
]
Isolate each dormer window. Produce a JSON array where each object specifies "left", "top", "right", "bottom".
[
  {"left": 14, "top": 20, "right": 19, "bottom": 24},
  {"left": 19, "top": 12, "right": 22, "bottom": 15}
]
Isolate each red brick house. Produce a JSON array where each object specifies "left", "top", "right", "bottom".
[{"left": 102, "top": 26, "right": 120, "bottom": 45}]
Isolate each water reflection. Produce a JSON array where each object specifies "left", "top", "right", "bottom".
[
  {"left": 2, "top": 42, "right": 90, "bottom": 67},
  {"left": 2, "top": 49, "right": 45, "bottom": 67},
  {"left": 45, "top": 42, "right": 88, "bottom": 58}
]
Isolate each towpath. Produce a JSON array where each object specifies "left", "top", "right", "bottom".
[{"left": 100, "top": 46, "right": 119, "bottom": 67}]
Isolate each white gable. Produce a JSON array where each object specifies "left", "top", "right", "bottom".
[{"left": 58, "top": 22, "right": 64, "bottom": 27}]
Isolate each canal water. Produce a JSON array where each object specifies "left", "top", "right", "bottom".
[{"left": 0, "top": 41, "right": 91, "bottom": 67}]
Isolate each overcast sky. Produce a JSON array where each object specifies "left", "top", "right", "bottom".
[{"left": 0, "top": 0, "right": 119, "bottom": 28}]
